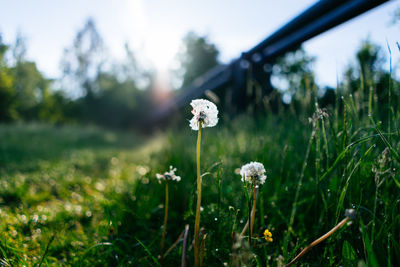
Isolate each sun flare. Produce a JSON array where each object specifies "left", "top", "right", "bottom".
[
  {"left": 123, "top": 0, "right": 181, "bottom": 74},
  {"left": 144, "top": 33, "right": 180, "bottom": 73}
]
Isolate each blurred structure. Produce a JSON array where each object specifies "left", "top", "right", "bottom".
[{"left": 151, "top": 0, "right": 389, "bottom": 124}]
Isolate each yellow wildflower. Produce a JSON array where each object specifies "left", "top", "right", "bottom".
[{"left": 264, "top": 229, "right": 273, "bottom": 242}]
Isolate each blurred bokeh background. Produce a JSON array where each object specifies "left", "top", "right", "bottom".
[{"left": 1, "top": 0, "right": 399, "bottom": 129}]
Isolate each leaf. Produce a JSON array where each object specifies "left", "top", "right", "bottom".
[
  {"left": 319, "top": 134, "right": 374, "bottom": 182},
  {"left": 342, "top": 240, "right": 357, "bottom": 267},
  {"left": 336, "top": 144, "right": 374, "bottom": 220},
  {"left": 135, "top": 238, "right": 161, "bottom": 267},
  {"left": 391, "top": 173, "right": 400, "bottom": 188},
  {"left": 360, "top": 221, "right": 379, "bottom": 267},
  {"left": 369, "top": 116, "right": 400, "bottom": 164},
  {"left": 79, "top": 242, "right": 114, "bottom": 266}
]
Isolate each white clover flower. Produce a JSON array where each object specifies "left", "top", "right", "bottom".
[
  {"left": 156, "top": 166, "right": 181, "bottom": 183},
  {"left": 239, "top": 162, "right": 267, "bottom": 187},
  {"left": 189, "top": 99, "right": 219, "bottom": 130}
]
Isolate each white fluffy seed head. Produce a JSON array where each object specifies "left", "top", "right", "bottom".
[
  {"left": 189, "top": 99, "right": 218, "bottom": 130},
  {"left": 239, "top": 162, "right": 267, "bottom": 187},
  {"left": 156, "top": 166, "right": 181, "bottom": 183}
]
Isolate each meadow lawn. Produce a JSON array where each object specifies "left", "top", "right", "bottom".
[{"left": 0, "top": 100, "right": 399, "bottom": 266}]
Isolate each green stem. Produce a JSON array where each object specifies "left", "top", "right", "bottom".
[
  {"left": 321, "top": 118, "right": 329, "bottom": 170},
  {"left": 284, "top": 126, "right": 315, "bottom": 257},
  {"left": 194, "top": 122, "right": 202, "bottom": 267},
  {"left": 250, "top": 184, "right": 257, "bottom": 244},
  {"left": 371, "top": 185, "right": 378, "bottom": 246},
  {"left": 160, "top": 180, "right": 169, "bottom": 262},
  {"left": 247, "top": 188, "right": 252, "bottom": 245},
  {"left": 388, "top": 50, "right": 392, "bottom": 142}
]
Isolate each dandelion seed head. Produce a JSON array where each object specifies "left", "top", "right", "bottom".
[
  {"left": 189, "top": 99, "right": 218, "bottom": 130},
  {"left": 239, "top": 161, "right": 267, "bottom": 186},
  {"left": 345, "top": 208, "right": 357, "bottom": 220},
  {"left": 156, "top": 166, "right": 181, "bottom": 182}
]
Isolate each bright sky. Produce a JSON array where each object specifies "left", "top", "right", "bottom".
[{"left": 1, "top": 0, "right": 399, "bottom": 87}]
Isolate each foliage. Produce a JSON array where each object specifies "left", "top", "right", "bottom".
[
  {"left": 0, "top": 39, "right": 17, "bottom": 121},
  {"left": 272, "top": 47, "right": 317, "bottom": 108},
  {"left": 58, "top": 19, "right": 153, "bottom": 129},
  {"left": 0, "top": 20, "right": 154, "bottom": 129},
  {"left": 0, "top": 68, "right": 399, "bottom": 265},
  {"left": 60, "top": 18, "right": 105, "bottom": 98},
  {"left": 0, "top": 21, "right": 399, "bottom": 266},
  {"left": 175, "top": 31, "right": 220, "bottom": 88},
  {"left": 0, "top": 34, "right": 69, "bottom": 124}
]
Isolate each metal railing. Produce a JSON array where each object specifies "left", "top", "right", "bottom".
[{"left": 151, "top": 0, "right": 389, "bottom": 122}]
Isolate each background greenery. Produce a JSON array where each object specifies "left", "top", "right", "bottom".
[
  {"left": 0, "top": 17, "right": 399, "bottom": 267},
  {"left": 0, "top": 20, "right": 220, "bottom": 128}
]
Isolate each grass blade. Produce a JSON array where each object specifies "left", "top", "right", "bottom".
[
  {"left": 360, "top": 220, "right": 379, "bottom": 267},
  {"left": 369, "top": 116, "right": 400, "bottom": 164},
  {"left": 38, "top": 234, "right": 56, "bottom": 267},
  {"left": 135, "top": 238, "right": 161, "bottom": 267}
]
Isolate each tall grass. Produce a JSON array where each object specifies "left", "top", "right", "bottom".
[{"left": 0, "top": 70, "right": 399, "bottom": 266}]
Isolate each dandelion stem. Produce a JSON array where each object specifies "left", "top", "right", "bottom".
[
  {"left": 247, "top": 189, "right": 252, "bottom": 245},
  {"left": 200, "top": 233, "right": 207, "bottom": 267},
  {"left": 284, "top": 216, "right": 349, "bottom": 267},
  {"left": 163, "top": 227, "right": 185, "bottom": 259},
  {"left": 181, "top": 224, "right": 189, "bottom": 267},
  {"left": 283, "top": 125, "right": 314, "bottom": 257},
  {"left": 250, "top": 184, "right": 257, "bottom": 244},
  {"left": 160, "top": 180, "right": 169, "bottom": 262},
  {"left": 240, "top": 187, "right": 258, "bottom": 238},
  {"left": 194, "top": 122, "right": 202, "bottom": 267}
]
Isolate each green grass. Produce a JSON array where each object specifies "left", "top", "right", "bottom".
[
  {"left": 0, "top": 123, "right": 153, "bottom": 265},
  {"left": 0, "top": 93, "right": 399, "bottom": 266}
]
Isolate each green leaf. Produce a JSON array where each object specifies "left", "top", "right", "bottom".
[
  {"left": 319, "top": 134, "right": 374, "bottom": 182},
  {"left": 342, "top": 240, "right": 357, "bottom": 267},
  {"left": 135, "top": 238, "right": 161, "bottom": 267},
  {"left": 360, "top": 221, "right": 379, "bottom": 267},
  {"left": 369, "top": 116, "right": 400, "bottom": 164}
]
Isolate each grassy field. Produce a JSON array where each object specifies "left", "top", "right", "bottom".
[{"left": 0, "top": 93, "right": 399, "bottom": 266}]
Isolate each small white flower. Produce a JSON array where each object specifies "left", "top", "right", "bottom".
[
  {"left": 156, "top": 166, "right": 181, "bottom": 183},
  {"left": 189, "top": 99, "right": 218, "bottom": 130},
  {"left": 239, "top": 162, "right": 267, "bottom": 186}
]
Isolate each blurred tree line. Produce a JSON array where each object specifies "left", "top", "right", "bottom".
[
  {"left": 0, "top": 33, "right": 61, "bottom": 122},
  {"left": 0, "top": 19, "right": 220, "bottom": 129},
  {"left": 270, "top": 39, "right": 399, "bottom": 117},
  {"left": 0, "top": 18, "right": 398, "bottom": 129}
]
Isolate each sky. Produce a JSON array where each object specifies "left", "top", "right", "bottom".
[{"left": 1, "top": 0, "right": 400, "bottom": 87}]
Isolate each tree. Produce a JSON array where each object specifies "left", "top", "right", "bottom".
[
  {"left": 356, "top": 40, "right": 384, "bottom": 89},
  {"left": 9, "top": 34, "right": 53, "bottom": 120},
  {"left": 340, "top": 39, "right": 397, "bottom": 120},
  {"left": 0, "top": 36, "right": 16, "bottom": 121},
  {"left": 271, "top": 47, "right": 317, "bottom": 114},
  {"left": 12, "top": 32, "right": 27, "bottom": 63},
  {"left": 343, "top": 40, "right": 385, "bottom": 92},
  {"left": 60, "top": 18, "right": 105, "bottom": 97},
  {"left": 176, "top": 32, "right": 220, "bottom": 88}
]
